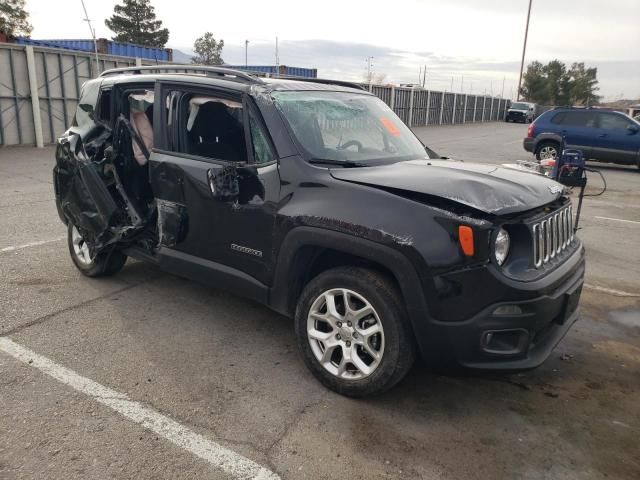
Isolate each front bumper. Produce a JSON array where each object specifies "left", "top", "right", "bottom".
[
  {"left": 506, "top": 112, "right": 527, "bottom": 122},
  {"left": 418, "top": 246, "right": 585, "bottom": 370}
]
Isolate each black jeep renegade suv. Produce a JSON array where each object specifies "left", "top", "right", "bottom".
[{"left": 53, "top": 66, "right": 585, "bottom": 397}]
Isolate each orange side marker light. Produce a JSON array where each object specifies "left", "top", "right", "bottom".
[{"left": 458, "top": 225, "right": 474, "bottom": 256}]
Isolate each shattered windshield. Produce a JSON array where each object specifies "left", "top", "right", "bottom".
[{"left": 272, "top": 91, "right": 429, "bottom": 164}]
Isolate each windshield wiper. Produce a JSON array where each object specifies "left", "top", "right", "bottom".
[{"left": 309, "top": 158, "right": 367, "bottom": 168}]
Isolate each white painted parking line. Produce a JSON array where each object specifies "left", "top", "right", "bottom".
[
  {"left": 0, "top": 337, "right": 280, "bottom": 480},
  {"left": 594, "top": 216, "right": 640, "bottom": 225},
  {"left": 584, "top": 284, "right": 640, "bottom": 298},
  {"left": 0, "top": 236, "right": 65, "bottom": 253}
]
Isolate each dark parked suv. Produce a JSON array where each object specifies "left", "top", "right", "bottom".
[
  {"left": 524, "top": 107, "right": 640, "bottom": 167},
  {"left": 54, "top": 66, "right": 585, "bottom": 396}
]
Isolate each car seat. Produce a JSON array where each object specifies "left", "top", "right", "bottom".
[{"left": 187, "top": 101, "right": 246, "bottom": 162}]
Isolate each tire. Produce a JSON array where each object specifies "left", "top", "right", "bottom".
[
  {"left": 67, "top": 223, "right": 127, "bottom": 277},
  {"left": 295, "top": 266, "right": 416, "bottom": 397},
  {"left": 535, "top": 141, "right": 560, "bottom": 161}
]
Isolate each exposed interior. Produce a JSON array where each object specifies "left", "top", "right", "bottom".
[
  {"left": 185, "top": 96, "right": 247, "bottom": 161},
  {"left": 79, "top": 86, "right": 256, "bottom": 253}
]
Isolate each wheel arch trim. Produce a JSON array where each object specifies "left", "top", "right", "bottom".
[
  {"left": 269, "top": 227, "right": 433, "bottom": 352},
  {"left": 534, "top": 133, "right": 563, "bottom": 150}
]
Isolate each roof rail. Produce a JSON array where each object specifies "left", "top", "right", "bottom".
[
  {"left": 264, "top": 74, "right": 367, "bottom": 91},
  {"left": 552, "top": 105, "right": 605, "bottom": 110},
  {"left": 99, "top": 65, "right": 264, "bottom": 84}
]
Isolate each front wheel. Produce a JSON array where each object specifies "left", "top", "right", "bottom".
[
  {"left": 536, "top": 141, "right": 560, "bottom": 161},
  {"left": 295, "top": 266, "right": 416, "bottom": 397},
  {"left": 67, "top": 224, "right": 127, "bottom": 277}
]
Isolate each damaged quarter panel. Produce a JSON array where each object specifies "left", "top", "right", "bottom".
[
  {"left": 54, "top": 78, "right": 154, "bottom": 254},
  {"left": 54, "top": 79, "right": 122, "bottom": 252}
]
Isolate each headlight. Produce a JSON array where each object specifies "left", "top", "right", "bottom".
[{"left": 494, "top": 228, "right": 510, "bottom": 266}]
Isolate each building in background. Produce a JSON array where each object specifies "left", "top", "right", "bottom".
[
  {"left": 13, "top": 37, "right": 173, "bottom": 62},
  {"left": 227, "top": 65, "right": 317, "bottom": 78}
]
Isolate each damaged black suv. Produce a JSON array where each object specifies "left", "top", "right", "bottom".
[{"left": 54, "top": 66, "right": 585, "bottom": 397}]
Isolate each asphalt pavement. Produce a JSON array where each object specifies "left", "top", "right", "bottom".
[{"left": 1, "top": 122, "right": 638, "bottom": 480}]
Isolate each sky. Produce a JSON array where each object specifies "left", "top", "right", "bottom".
[{"left": 24, "top": 0, "right": 640, "bottom": 101}]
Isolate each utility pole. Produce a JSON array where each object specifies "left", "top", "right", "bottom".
[
  {"left": 422, "top": 65, "right": 426, "bottom": 88},
  {"left": 517, "top": 0, "right": 533, "bottom": 101},
  {"left": 366, "top": 56, "right": 374, "bottom": 85},
  {"left": 275, "top": 37, "right": 279, "bottom": 72},
  {"left": 501, "top": 75, "right": 505, "bottom": 98},
  {"left": 245, "top": 40, "right": 249, "bottom": 68},
  {"left": 80, "top": 0, "right": 100, "bottom": 75},
  {"left": 461, "top": 75, "right": 464, "bottom": 93}
]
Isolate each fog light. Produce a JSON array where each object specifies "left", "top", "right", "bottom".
[
  {"left": 481, "top": 328, "right": 529, "bottom": 355},
  {"left": 492, "top": 305, "right": 523, "bottom": 316}
]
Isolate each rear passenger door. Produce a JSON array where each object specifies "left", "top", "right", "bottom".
[
  {"left": 550, "top": 110, "right": 598, "bottom": 158},
  {"left": 148, "top": 82, "right": 280, "bottom": 297},
  {"left": 592, "top": 112, "right": 640, "bottom": 164}
]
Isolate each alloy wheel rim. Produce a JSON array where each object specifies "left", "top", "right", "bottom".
[
  {"left": 539, "top": 146, "right": 558, "bottom": 160},
  {"left": 71, "top": 226, "right": 93, "bottom": 265},
  {"left": 307, "top": 288, "right": 385, "bottom": 380}
]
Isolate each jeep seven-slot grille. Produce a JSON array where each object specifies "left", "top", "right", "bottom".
[{"left": 531, "top": 205, "right": 574, "bottom": 268}]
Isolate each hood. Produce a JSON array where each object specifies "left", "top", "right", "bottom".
[{"left": 329, "top": 159, "right": 564, "bottom": 215}]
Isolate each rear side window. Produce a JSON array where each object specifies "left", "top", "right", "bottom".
[
  {"left": 550, "top": 111, "right": 596, "bottom": 128},
  {"left": 598, "top": 113, "right": 631, "bottom": 131},
  {"left": 165, "top": 89, "right": 248, "bottom": 163}
]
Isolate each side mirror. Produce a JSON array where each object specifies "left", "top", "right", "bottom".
[
  {"left": 628, "top": 124, "right": 639, "bottom": 135},
  {"left": 207, "top": 166, "right": 239, "bottom": 201}
]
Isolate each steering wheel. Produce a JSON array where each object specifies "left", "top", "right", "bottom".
[{"left": 338, "top": 140, "right": 363, "bottom": 152}]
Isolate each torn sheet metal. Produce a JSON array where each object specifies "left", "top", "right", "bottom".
[
  {"left": 156, "top": 199, "right": 188, "bottom": 248},
  {"left": 54, "top": 114, "right": 153, "bottom": 255},
  {"left": 54, "top": 131, "right": 122, "bottom": 254}
]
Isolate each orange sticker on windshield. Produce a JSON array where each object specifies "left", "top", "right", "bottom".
[{"left": 380, "top": 117, "right": 400, "bottom": 136}]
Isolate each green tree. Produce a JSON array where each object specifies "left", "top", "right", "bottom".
[
  {"left": 520, "top": 61, "right": 548, "bottom": 104},
  {"left": 105, "top": 0, "right": 169, "bottom": 47},
  {"left": 191, "top": 32, "right": 224, "bottom": 65},
  {"left": 0, "top": 0, "right": 32, "bottom": 37},
  {"left": 520, "top": 60, "right": 600, "bottom": 106},
  {"left": 543, "top": 60, "right": 569, "bottom": 105},
  {"left": 567, "top": 62, "right": 600, "bottom": 106}
]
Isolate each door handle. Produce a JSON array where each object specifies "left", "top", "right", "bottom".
[{"left": 598, "top": 134, "right": 607, "bottom": 138}]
